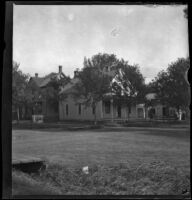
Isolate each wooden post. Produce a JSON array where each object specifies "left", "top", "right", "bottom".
[
  {"left": 100, "top": 101, "right": 103, "bottom": 119},
  {"left": 111, "top": 99, "right": 114, "bottom": 122},
  {"left": 143, "top": 107, "right": 146, "bottom": 119}
]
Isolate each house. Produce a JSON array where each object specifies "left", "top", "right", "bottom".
[
  {"left": 144, "top": 93, "right": 179, "bottom": 120},
  {"left": 28, "top": 65, "right": 68, "bottom": 122},
  {"left": 58, "top": 67, "right": 180, "bottom": 122},
  {"left": 59, "top": 67, "right": 144, "bottom": 122}
]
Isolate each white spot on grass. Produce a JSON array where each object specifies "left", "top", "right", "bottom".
[{"left": 82, "top": 166, "right": 89, "bottom": 174}]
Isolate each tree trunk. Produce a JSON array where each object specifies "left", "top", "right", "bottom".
[
  {"left": 17, "top": 107, "right": 20, "bottom": 122},
  {"left": 127, "top": 105, "right": 130, "bottom": 120},
  {"left": 94, "top": 113, "right": 97, "bottom": 125},
  {"left": 93, "top": 103, "right": 97, "bottom": 125}
]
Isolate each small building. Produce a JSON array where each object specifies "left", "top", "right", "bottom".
[{"left": 144, "top": 93, "right": 178, "bottom": 120}]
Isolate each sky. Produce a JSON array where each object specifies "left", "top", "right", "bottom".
[{"left": 13, "top": 4, "right": 188, "bottom": 83}]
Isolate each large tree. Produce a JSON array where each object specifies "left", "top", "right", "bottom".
[
  {"left": 152, "top": 58, "right": 190, "bottom": 113},
  {"left": 73, "top": 53, "right": 147, "bottom": 123},
  {"left": 111, "top": 59, "right": 146, "bottom": 100},
  {"left": 111, "top": 59, "right": 146, "bottom": 118},
  {"left": 73, "top": 53, "right": 118, "bottom": 124}
]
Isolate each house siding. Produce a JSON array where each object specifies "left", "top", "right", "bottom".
[
  {"left": 59, "top": 95, "right": 139, "bottom": 121},
  {"left": 59, "top": 94, "right": 178, "bottom": 121},
  {"left": 59, "top": 95, "right": 102, "bottom": 121}
]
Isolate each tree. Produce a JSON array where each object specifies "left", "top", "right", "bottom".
[
  {"left": 111, "top": 59, "right": 146, "bottom": 118},
  {"left": 12, "top": 61, "right": 29, "bottom": 120},
  {"left": 25, "top": 77, "right": 42, "bottom": 116},
  {"left": 73, "top": 53, "right": 147, "bottom": 123},
  {"left": 152, "top": 58, "right": 190, "bottom": 116},
  {"left": 42, "top": 75, "right": 71, "bottom": 112},
  {"left": 73, "top": 53, "right": 117, "bottom": 124}
]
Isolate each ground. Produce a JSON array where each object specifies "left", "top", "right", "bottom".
[{"left": 12, "top": 126, "right": 190, "bottom": 195}]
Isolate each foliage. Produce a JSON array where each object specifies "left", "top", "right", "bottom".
[
  {"left": 42, "top": 75, "right": 71, "bottom": 111},
  {"left": 111, "top": 59, "right": 146, "bottom": 105},
  {"left": 151, "top": 58, "right": 190, "bottom": 110},
  {"left": 83, "top": 53, "right": 119, "bottom": 71},
  {"left": 12, "top": 61, "right": 29, "bottom": 107},
  {"left": 12, "top": 61, "right": 31, "bottom": 119},
  {"left": 73, "top": 53, "right": 147, "bottom": 122},
  {"left": 73, "top": 53, "right": 117, "bottom": 122}
]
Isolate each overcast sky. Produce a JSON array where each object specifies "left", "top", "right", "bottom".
[{"left": 13, "top": 5, "right": 188, "bottom": 82}]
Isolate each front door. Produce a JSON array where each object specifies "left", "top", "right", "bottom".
[
  {"left": 138, "top": 108, "right": 144, "bottom": 118},
  {"left": 117, "top": 105, "right": 121, "bottom": 118}
]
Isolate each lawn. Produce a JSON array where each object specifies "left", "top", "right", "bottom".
[{"left": 12, "top": 126, "right": 190, "bottom": 195}]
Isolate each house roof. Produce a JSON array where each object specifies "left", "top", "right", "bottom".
[
  {"left": 39, "top": 73, "right": 57, "bottom": 88},
  {"left": 59, "top": 78, "right": 80, "bottom": 94},
  {"left": 30, "top": 72, "right": 67, "bottom": 88},
  {"left": 59, "top": 67, "right": 129, "bottom": 96},
  {"left": 30, "top": 77, "right": 45, "bottom": 87}
]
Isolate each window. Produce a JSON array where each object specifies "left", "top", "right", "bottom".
[
  {"left": 162, "top": 107, "right": 168, "bottom": 116},
  {"left": 78, "top": 103, "right": 81, "bottom": 115},
  {"left": 66, "top": 104, "right": 68, "bottom": 116},
  {"left": 105, "top": 101, "right": 110, "bottom": 114},
  {"left": 92, "top": 106, "right": 95, "bottom": 115}
]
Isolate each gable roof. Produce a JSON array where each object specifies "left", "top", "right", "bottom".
[
  {"left": 59, "top": 78, "right": 80, "bottom": 94},
  {"left": 39, "top": 73, "right": 57, "bottom": 88},
  {"left": 30, "top": 72, "right": 67, "bottom": 88},
  {"left": 59, "top": 68, "right": 118, "bottom": 96},
  {"left": 29, "top": 77, "right": 44, "bottom": 87}
]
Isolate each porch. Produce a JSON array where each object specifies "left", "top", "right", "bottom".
[{"left": 100, "top": 98, "right": 144, "bottom": 122}]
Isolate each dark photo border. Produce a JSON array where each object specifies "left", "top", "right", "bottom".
[{"left": 2, "top": 1, "right": 191, "bottom": 199}]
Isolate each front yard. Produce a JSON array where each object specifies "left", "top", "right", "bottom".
[{"left": 12, "top": 126, "right": 190, "bottom": 195}]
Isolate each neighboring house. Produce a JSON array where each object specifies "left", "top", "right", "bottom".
[
  {"left": 29, "top": 65, "right": 67, "bottom": 122},
  {"left": 144, "top": 93, "right": 178, "bottom": 120}
]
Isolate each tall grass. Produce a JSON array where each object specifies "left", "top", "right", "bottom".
[{"left": 12, "top": 161, "right": 190, "bottom": 195}]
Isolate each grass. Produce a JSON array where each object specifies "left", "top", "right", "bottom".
[
  {"left": 12, "top": 161, "right": 190, "bottom": 195},
  {"left": 12, "top": 126, "right": 190, "bottom": 195}
]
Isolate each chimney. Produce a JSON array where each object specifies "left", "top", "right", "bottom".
[
  {"left": 59, "top": 65, "right": 62, "bottom": 73},
  {"left": 35, "top": 73, "right": 38, "bottom": 78}
]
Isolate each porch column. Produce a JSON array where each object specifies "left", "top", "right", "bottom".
[
  {"left": 111, "top": 99, "right": 114, "bottom": 122},
  {"left": 143, "top": 107, "right": 146, "bottom": 119},
  {"left": 100, "top": 101, "right": 103, "bottom": 119}
]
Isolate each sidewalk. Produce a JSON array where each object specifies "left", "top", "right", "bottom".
[
  {"left": 12, "top": 121, "right": 102, "bottom": 130},
  {"left": 12, "top": 120, "right": 189, "bottom": 130}
]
